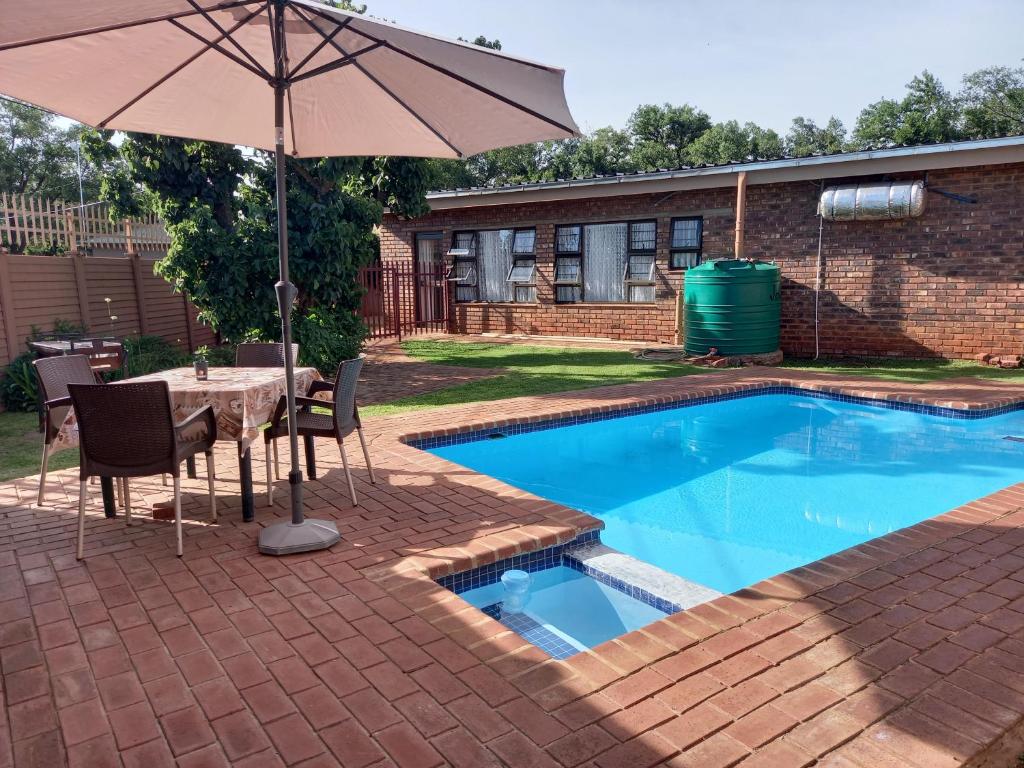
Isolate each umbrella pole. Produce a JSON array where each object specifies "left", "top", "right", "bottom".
[
  {"left": 258, "top": 7, "right": 340, "bottom": 555},
  {"left": 273, "top": 96, "right": 303, "bottom": 527}
]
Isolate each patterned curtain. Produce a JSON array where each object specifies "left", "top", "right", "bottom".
[{"left": 478, "top": 229, "right": 515, "bottom": 301}]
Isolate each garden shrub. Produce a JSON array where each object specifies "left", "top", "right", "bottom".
[
  {"left": 120, "top": 335, "right": 187, "bottom": 378},
  {"left": 0, "top": 353, "right": 39, "bottom": 412},
  {"left": 292, "top": 310, "right": 367, "bottom": 375}
]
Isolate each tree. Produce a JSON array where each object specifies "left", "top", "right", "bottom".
[
  {"left": 853, "top": 71, "right": 962, "bottom": 148},
  {"left": 0, "top": 99, "right": 99, "bottom": 201},
  {"left": 562, "top": 128, "right": 634, "bottom": 177},
  {"left": 960, "top": 64, "right": 1024, "bottom": 138},
  {"left": 627, "top": 103, "right": 711, "bottom": 170},
  {"left": 785, "top": 116, "right": 847, "bottom": 157},
  {"left": 84, "top": 132, "right": 430, "bottom": 370},
  {"left": 686, "top": 121, "right": 784, "bottom": 165}
]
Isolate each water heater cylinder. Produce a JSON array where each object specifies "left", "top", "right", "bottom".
[{"left": 818, "top": 180, "right": 926, "bottom": 221}]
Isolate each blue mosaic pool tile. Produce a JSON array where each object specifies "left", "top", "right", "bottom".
[
  {"left": 409, "top": 386, "right": 1024, "bottom": 450},
  {"left": 435, "top": 529, "right": 600, "bottom": 595},
  {"left": 481, "top": 603, "right": 580, "bottom": 660},
  {"left": 437, "top": 529, "right": 678, "bottom": 619}
]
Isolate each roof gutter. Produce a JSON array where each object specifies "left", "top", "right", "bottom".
[{"left": 423, "top": 136, "right": 1024, "bottom": 211}]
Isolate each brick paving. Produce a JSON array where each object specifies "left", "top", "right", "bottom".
[{"left": 1, "top": 366, "right": 1024, "bottom": 767}]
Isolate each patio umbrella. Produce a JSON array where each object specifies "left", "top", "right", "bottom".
[{"left": 0, "top": 0, "right": 579, "bottom": 555}]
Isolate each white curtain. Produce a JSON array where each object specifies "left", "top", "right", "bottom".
[
  {"left": 583, "top": 223, "right": 627, "bottom": 302},
  {"left": 478, "top": 229, "right": 514, "bottom": 301}
]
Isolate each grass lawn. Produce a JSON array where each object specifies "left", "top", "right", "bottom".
[
  {"left": 361, "top": 341, "right": 702, "bottom": 417},
  {"left": 780, "top": 356, "right": 1024, "bottom": 383},
  {"left": 0, "top": 412, "right": 78, "bottom": 483}
]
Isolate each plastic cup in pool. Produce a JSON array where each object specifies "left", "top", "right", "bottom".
[{"left": 501, "top": 569, "right": 531, "bottom": 614}]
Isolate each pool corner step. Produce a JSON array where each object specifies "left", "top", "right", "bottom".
[{"left": 564, "top": 541, "right": 722, "bottom": 613}]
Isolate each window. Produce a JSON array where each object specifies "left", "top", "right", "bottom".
[
  {"left": 625, "top": 220, "right": 657, "bottom": 303},
  {"left": 449, "top": 228, "right": 536, "bottom": 302},
  {"left": 554, "top": 225, "right": 582, "bottom": 303},
  {"left": 669, "top": 217, "right": 703, "bottom": 269},
  {"left": 583, "top": 223, "right": 627, "bottom": 301},
  {"left": 506, "top": 228, "right": 537, "bottom": 302},
  {"left": 446, "top": 232, "right": 477, "bottom": 302}
]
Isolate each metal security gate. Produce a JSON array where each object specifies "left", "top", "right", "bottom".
[{"left": 357, "top": 262, "right": 449, "bottom": 339}]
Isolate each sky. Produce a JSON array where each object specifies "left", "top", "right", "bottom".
[{"left": 366, "top": 0, "right": 1024, "bottom": 136}]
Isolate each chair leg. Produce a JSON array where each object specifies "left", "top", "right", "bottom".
[
  {"left": 265, "top": 441, "right": 274, "bottom": 507},
  {"left": 37, "top": 439, "right": 50, "bottom": 506},
  {"left": 124, "top": 479, "right": 132, "bottom": 526},
  {"left": 272, "top": 441, "right": 280, "bottom": 480},
  {"left": 357, "top": 426, "right": 376, "bottom": 485},
  {"left": 205, "top": 452, "right": 217, "bottom": 522},
  {"left": 173, "top": 475, "right": 183, "bottom": 557},
  {"left": 115, "top": 477, "right": 123, "bottom": 507},
  {"left": 338, "top": 440, "right": 358, "bottom": 507},
  {"left": 162, "top": 474, "right": 167, "bottom": 487},
  {"left": 76, "top": 480, "right": 87, "bottom": 560}
]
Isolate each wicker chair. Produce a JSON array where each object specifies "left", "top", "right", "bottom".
[
  {"left": 33, "top": 355, "right": 98, "bottom": 506},
  {"left": 264, "top": 355, "right": 374, "bottom": 507},
  {"left": 235, "top": 343, "right": 299, "bottom": 368},
  {"left": 68, "top": 381, "right": 218, "bottom": 559}
]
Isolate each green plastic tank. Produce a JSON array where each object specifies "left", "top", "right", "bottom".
[{"left": 683, "top": 260, "right": 781, "bottom": 356}]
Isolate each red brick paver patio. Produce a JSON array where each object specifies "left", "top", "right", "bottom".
[{"left": 2, "top": 368, "right": 1024, "bottom": 768}]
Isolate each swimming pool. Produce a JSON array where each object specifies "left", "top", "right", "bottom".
[{"left": 425, "top": 392, "right": 1024, "bottom": 594}]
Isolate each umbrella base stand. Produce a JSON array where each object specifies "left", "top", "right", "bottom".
[{"left": 258, "top": 519, "right": 340, "bottom": 556}]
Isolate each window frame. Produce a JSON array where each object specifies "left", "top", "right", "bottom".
[
  {"left": 668, "top": 216, "right": 703, "bottom": 270},
  {"left": 554, "top": 224, "right": 584, "bottom": 304},
  {"left": 447, "top": 231, "right": 479, "bottom": 303},
  {"left": 624, "top": 219, "right": 658, "bottom": 303},
  {"left": 505, "top": 227, "right": 538, "bottom": 303}
]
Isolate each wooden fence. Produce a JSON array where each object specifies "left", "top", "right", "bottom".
[
  {"left": 0, "top": 251, "right": 215, "bottom": 368},
  {"left": 1, "top": 193, "right": 170, "bottom": 255}
]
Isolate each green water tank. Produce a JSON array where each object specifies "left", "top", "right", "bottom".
[{"left": 683, "top": 259, "right": 781, "bottom": 356}]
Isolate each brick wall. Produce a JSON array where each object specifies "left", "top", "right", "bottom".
[{"left": 380, "top": 162, "right": 1024, "bottom": 359}]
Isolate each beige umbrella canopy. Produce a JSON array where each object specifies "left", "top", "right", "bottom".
[{"left": 0, "top": 0, "right": 579, "bottom": 555}]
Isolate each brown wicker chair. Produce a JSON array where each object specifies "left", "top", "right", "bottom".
[
  {"left": 264, "top": 355, "right": 374, "bottom": 507},
  {"left": 33, "top": 355, "right": 98, "bottom": 506},
  {"left": 235, "top": 343, "right": 299, "bottom": 367},
  {"left": 68, "top": 381, "right": 218, "bottom": 559}
]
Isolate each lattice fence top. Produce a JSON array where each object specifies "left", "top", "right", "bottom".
[{"left": 0, "top": 193, "right": 170, "bottom": 254}]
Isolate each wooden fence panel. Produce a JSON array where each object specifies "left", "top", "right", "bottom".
[
  {"left": 8, "top": 255, "right": 82, "bottom": 344},
  {"left": 84, "top": 257, "right": 143, "bottom": 339}
]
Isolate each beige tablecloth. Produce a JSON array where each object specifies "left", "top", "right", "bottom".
[{"left": 55, "top": 366, "right": 322, "bottom": 451}]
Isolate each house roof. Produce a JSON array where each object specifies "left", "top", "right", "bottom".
[{"left": 424, "top": 135, "right": 1024, "bottom": 210}]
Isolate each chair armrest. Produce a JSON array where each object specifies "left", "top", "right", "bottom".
[
  {"left": 268, "top": 395, "right": 288, "bottom": 429},
  {"left": 305, "top": 379, "right": 334, "bottom": 397},
  {"left": 44, "top": 395, "right": 72, "bottom": 410},
  {"left": 295, "top": 396, "right": 330, "bottom": 410},
  {"left": 175, "top": 405, "right": 217, "bottom": 445}
]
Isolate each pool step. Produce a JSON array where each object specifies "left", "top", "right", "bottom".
[{"left": 564, "top": 542, "right": 722, "bottom": 613}]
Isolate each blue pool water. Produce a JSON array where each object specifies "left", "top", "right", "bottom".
[
  {"left": 429, "top": 394, "right": 1024, "bottom": 594},
  {"left": 457, "top": 565, "right": 667, "bottom": 657}
]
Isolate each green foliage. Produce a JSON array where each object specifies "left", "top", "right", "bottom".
[
  {"left": 120, "top": 335, "right": 187, "bottom": 378},
  {"left": 785, "top": 116, "right": 847, "bottom": 157},
  {"left": 853, "top": 71, "right": 962, "bottom": 148},
  {"left": 0, "top": 98, "right": 101, "bottom": 200},
  {"left": 292, "top": 310, "right": 366, "bottom": 375},
  {"left": 23, "top": 238, "right": 67, "bottom": 256},
  {"left": 628, "top": 103, "right": 712, "bottom": 169},
  {"left": 687, "top": 121, "right": 784, "bottom": 165},
  {"left": 86, "top": 121, "right": 431, "bottom": 374},
  {"left": 0, "top": 353, "right": 38, "bottom": 412},
  {"left": 960, "top": 65, "right": 1024, "bottom": 138},
  {"left": 195, "top": 343, "right": 237, "bottom": 367}
]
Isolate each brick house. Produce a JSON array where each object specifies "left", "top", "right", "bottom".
[{"left": 379, "top": 136, "right": 1024, "bottom": 359}]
